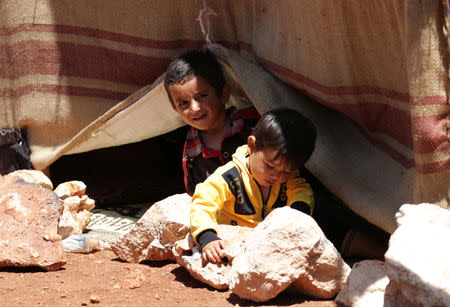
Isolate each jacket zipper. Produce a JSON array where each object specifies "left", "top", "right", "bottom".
[{"left": 258, "top": 183, "right": 271, "bottom": 219}]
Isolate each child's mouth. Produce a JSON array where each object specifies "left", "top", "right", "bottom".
[
  {"left": 265, "top": 179, "right": 275, "bottom": 185},
  {"left": 192, "top": 114, "right": 207, "bottom": 121}
]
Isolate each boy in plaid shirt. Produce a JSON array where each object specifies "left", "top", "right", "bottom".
[{"left": 164, "top": 49, "right": 259, "bottom": 195}]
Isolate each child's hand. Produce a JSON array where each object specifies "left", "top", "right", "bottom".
[{"left": 202, "top": 240, "right": 227, "bottom": 264}]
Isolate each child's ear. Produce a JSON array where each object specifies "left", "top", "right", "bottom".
[
  {"left": 220, "top": 84, "right": 231, "bottom": 104},
  {"left": 247, "top": 135, "right": 256, "bottom": 154}
]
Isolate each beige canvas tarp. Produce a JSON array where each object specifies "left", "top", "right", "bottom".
[{"left": 1, "top": 1, "right": 449, "bottom": 233}]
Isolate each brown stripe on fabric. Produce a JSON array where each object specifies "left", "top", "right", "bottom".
[
  {"left": 0, "top": 84, "right": 129, "bottom": 100},
  {"left": 355, "top": 127, "right": 415, "bottom": 169},
  {"left": 3, "top": 29, "right": 443, "bottom": 108},
  {"left": 416, "top": 159, "right": 450, "bottom": 174},
  {"left": 276, "top": 75, "right": 447, "bottom": 156},
  {"left": 412, "top": 96, "right": 448, "bottom": 106},
  {"left": 330, "top": 102, "right": 413, "bottom": 148},
  {"left": 221, "top": 41, "right": 448, "bottom": 111},
  {"left": 0, "top": 23, "right": 204, "bottom": 50},
  {"left": 281, "top": 86, "right": 417, "bottom": 168},
  {"left": 0, "top": 40, "right": 172, "bottom": 86},
  {"left": 0, "top": 75, "right": 140, "bottom": 94},
  {"left": 293, "top": 90, "right": 414, "bottom": 149},
  {"left": 258, "top": 57, "right": 411, "bottom": 102},
  {"left": 328, "top": 95, "right": 448, "bottom": 154},
  {"left": 289, "top": 87, "right": 447, "bottom": 169},
  {"left": 411, "top": 114, "right": 449, "bottom": 153}
]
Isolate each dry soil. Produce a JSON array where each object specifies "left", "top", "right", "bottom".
[{"left": 0, "top": 250, "right": 338, "bottom": 307}]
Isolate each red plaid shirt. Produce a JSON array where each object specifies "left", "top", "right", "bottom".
[{"left": 182, "top": 106, "right": 260, "bottom": 195}]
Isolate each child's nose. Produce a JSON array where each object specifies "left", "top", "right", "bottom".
[
  {"left": 190, "top": 99, "right": 201, "bottom": 112},
  {"left": 269, "top": 169, "right": 280, "bottom": 180},
  {"left": 271, "top": 169, "right": 285, "bottom": 181}
]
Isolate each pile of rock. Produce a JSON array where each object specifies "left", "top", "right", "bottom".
[
  {"left": 112, "top": 194, "right": 351, "bottom": 302},
  {"left": 336, "top": 203, "right": 450, "bottom": 307},
  {"left": 0, "top": 170, "right": 96, "bottom": 271},
  {"left": 55, "top": 181, "right": 95, "bottom": 239}
]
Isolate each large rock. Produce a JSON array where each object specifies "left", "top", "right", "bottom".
[
  {"left": 228, "top": 207, "right": 351, "bottom": 302},
  {"left": 173, "top": 225, "right": 253, "bottom": 289},
  {"left": 384, "top": 203, "right": 450, "bottom": 307},
  {"left": 335, "top": 260, "right": 410, "bottom": 307},
  {"left": 111, "top": 193, "right": 191, "bottom": 262},
  {"left": 6, "top": 169, "right": 53, "bottom": 190},
  {"left": 0, "top": 175, "right": 65, "bottom": 270}
]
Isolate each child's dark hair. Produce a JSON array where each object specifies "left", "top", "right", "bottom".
[
  {"left": 164, "top": 49, "right": 226, "bottom": 107},
  {"left": 252, "top": 108, "right": 317, "bottom": 169}
]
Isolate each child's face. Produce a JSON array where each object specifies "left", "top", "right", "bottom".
[
  {"left": 168, "top": 76, "right": 229, "bottom": 133},
  {"left": 247, "top": 136, "right": 295, "bottom": 187}
]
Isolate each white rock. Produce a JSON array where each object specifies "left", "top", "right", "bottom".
[
  {"left": 58, "top": 207, "right": 82, "bottom": 239},
  {"left": 57, "top": 195, "right": 93, "bottom": 239},
  {"left": 111, "top": 193, "right": 191, "bottom": 262},
  {"left": 62, "top": 235, "right": 103, "bottom": 253},
  {"left": 63, "top": 196, "right": 83, "bottom": 212},
  {"left": 336, "top": 260, "right": 392, "bottom": 307},
  {"left": 384, "top": 203, "right": 450, "bottom": 307},
  {"left": 228, "top": 207, "right": 350, "bottom": 302},
  {"left": 79, "top": 195, "right": 95, "bottom": 211},
  {"left": 76, "top": 210, "right": 91, "bottom": 230},
  {"left": 54, "top": 181, "right": 86, "bottom": 199}
]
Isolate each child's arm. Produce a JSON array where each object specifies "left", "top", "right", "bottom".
[
  {"left": 197, "top": 229, "right": 227, "bottom": 263},
  {"left": 190, "top": 171, "right": 234, "bottom": 263},
  {"left": 286, "top": 170, "right": 315, "bottom": 215}
]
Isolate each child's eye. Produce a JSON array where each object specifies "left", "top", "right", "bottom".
[
  {"left": 178, "top": 100, "right": 188, "bottom": 107},
  {"left": 265, "top": 163, "right": 274, "bottom": 169},
  {"left": 198, "top": 94, "right": 208, "bottom": 100}
]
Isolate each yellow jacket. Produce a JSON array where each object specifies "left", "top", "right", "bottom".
[{"left": 190, "top": 145, "right": 314, "bottom": 243}]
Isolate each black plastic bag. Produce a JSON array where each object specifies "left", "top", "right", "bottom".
[{"left": 0, "top": 128, "right": 33, "bottom": 175}]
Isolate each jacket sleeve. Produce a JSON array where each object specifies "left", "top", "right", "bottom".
[
  {"left": 286, "top": 169, "right": 315, "bottom": 215},
  {"left": 190, "top": 171, "right": 234, "bottom": 243}
]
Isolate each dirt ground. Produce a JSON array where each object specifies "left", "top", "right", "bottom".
[{"left": 0, "top": 250, "right": 338, "bottom": 307}]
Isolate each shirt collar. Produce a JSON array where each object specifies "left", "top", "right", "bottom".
[{"left": 184, "top": 107, "right": 245, "bottom": 160}]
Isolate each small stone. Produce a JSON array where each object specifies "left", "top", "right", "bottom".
[
  {"left": 90, "top": 295, "right": 101, "bottom": 303},
  {"left": 54, "top": 181, "right": 86, "bottom": 199},
  {"left": 119, "top": 268, "right": 145, "bottom": 289}
]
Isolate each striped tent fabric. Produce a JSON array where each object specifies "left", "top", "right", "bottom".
[{"left": 1, "top": 1, "right": 448, "bottom": 231}]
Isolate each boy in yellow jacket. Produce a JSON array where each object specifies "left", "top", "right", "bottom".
[{"left": 190, "top": 108, "right": 316, "bottom": 263}]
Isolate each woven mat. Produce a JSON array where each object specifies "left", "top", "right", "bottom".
[{"left": 85, "top": 203, "right": 152, "bottom": 244}]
